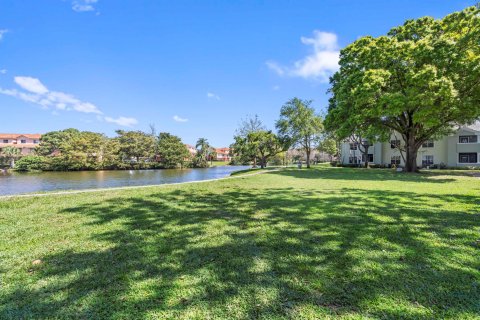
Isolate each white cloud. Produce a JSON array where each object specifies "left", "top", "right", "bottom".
[
  {"left": 207, "top": 92, "right": 220, "bottom": 100},
  {"left": 1, "top": 76, "right": 102, "bottom": 114},
  {"left": 266, "top": 61, "right": 285, "bottom": 76},
  {"left": 72, "top": 0, "right": 98, "bottom": 12},
  {"left": 0, "top": 69, "right": 7, "bottom": 74},
  {"left": 173, "top": 115, "right": 188, "bottom": 122},
  {"left": 0, "top": 29, "right": 8, "bottom": 41},
  {"left": 105, "top": 116, "right": 138, "bottom": 127},
  {"left": 266, "top": 30, "right": 340, "bottom": 82},
  {"left": 0, "top": 75, "right": 138, "bottom": 126},
  {"left": 272, "top": 85, "right": 280, "bottom": 91},
  {"left": 14, "top": 76, "right": 49, "bottom": 94}
]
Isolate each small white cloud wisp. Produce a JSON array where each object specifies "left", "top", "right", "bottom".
[
  {"left": 105, "top": 116, "right": 138, "bottom": 127},
  {"left": 72, "top": 0, "right": 98, "bottom": 12},
  {"left": 0, "top": 29, "right": 8, "bottom": 41},
  {"left": 266, "top": 30, "right": 340, "bottom": 82},
  {"left": 207, "top": 92, "right": 220, "bottom": 100},
  {"left": 173, "top": 115, "right": 188, "bottom": 122}
]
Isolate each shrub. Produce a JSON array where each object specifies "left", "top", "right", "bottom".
[{"left": 14, "top": 156, "right": 48, "bottom": 171}]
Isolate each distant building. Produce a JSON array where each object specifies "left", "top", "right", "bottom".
[
  {"left": 287, "top": 148, "right": 333, "bottom": 163},
  {"left": 215, "top": 147, "right": 231, "bottom": 162},
  {"left": 0, "top": 133, "right": 42, "bottom": 155},
  {"left": 339, "top": 121, "right": 480, "bottom": 168},
  {"left": 185, "top": 144, "right": 197, "bottom": 157}
]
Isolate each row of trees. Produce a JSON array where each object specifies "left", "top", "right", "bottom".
[
  {"left": 230, "top": 98, "right": 338, "bottom": 168},
  {"left": 10, "top": 128, "right": 218, "bottom": 171}
]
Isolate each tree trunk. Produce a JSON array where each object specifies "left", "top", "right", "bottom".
[
  {"left": 306, "top": 148, "right": 311, "bottom": 168},
  {"left": 363, "top": 148, "right": 369, "bottom": 168},
  {"left": 10, "top": 158, "right": 15, "bottom": 168},
  {"left": 405, "top": 136, "right": 418, "bottom": 173},
  {"left": 253, "top": 157, "right": 257, "bottom": 168}
]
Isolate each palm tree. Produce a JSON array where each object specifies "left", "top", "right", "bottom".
[
  {"left": 195, "top": 138, "right": 211, "bottom": 167},
  {"left": 2, "top": 146, "right": 21, "bottom": 168}
]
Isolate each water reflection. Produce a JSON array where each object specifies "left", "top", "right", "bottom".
[{"left": 0, "top": 166, "right": 249, "bottom": 196}]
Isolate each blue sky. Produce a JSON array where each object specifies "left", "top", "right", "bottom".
[{"left": 0, "top": 0, "right": 475, "bottom": 146}]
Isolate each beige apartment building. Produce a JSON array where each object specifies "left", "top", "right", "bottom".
[
  {"left": 0, "top": 133, "right": 42, "bottom": 155},
  {"left": 340, "top": 122, "right": 480, "bottom": 168}
]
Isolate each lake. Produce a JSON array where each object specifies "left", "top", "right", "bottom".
[{"left": 0, "top": 166, "right": 250, "bottom": 196}]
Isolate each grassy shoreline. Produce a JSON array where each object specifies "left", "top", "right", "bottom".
[{"left": 1, "top": 167, "right": 479, "bottom": 319}]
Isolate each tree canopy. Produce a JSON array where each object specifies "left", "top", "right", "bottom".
[
  {"left": 231, "top": 130, "right": 282, "bottom": 168},
  {"left": 157, "top": 132, "right": 189, "bottom": 168},
  {"left": 1, "top": 146, "right": 21, "bottom": 168},
  {"left": 194, "top": 138, "right": 212, "bottom": 168},
  {"left": 115, "top": 130, "right": 156, "bottom": 163},
  {"left": 326, "top": 6, "right": 480, "bottom": 172},
  {"left": 276, "top": 98, "right": 323, "bottom": 168}
]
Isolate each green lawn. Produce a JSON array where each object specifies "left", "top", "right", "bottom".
[
  {"left": 210, "top": 161, "right": 230, "bottom": 167},
  {"left": 1, "top": 167, "right": 479, "bottom": 319}
]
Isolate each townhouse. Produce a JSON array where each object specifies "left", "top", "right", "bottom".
[
  {"left": 0, "top": 133, "right": 42, "bottom": 155},
  {"left": 340, "top": 122, "right": 480, "bottom": 168},
  {"left": 215, "top": 147, "right": 231, "bottom": 162}
]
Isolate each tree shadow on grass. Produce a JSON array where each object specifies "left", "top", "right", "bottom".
[
  {"left": 1, "top": 184, "right": 479, "bottom": 319},
  {"left": 271, "top": 167, "right": 464, "bottom": 183}
]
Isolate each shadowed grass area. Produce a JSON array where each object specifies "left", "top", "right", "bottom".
[{"left": 0, "top": 167, "right": 479, "bottom": 319}]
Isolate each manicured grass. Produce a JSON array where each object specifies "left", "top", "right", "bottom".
[
  {"left": 210, "top": 161, "right": 230, "bottom": 167},
  {"left": 230, "top": 167, "right": 279, "bottom": 176},
  {"left": 1, "top": 167, "right": 479, "bottom": 319}
]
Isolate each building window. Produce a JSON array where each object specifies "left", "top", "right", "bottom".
[
  {"left": 349, "top": 156, "right": 359, "bottom": 164},
  {"left": 391, "top": 155, "right": 401, "bottom": 165},
  {"left": 20, "top": 139, "right": 27, "bottom": 144},
  {"left": 390, "top": 140, "right": 400, "bottom": 149},
  {"left": 362, "top": 154, "right": 374, "bottom": 162},
  {"left": 422, "top": 140, "right": 434, "bottom": 148},
  {"left": 459, "top": 135, "right": 478, "bottom": 143},
  {"left": 2, "top": 139, "right": 8, "bottom": 143},
  {"left": 33, "top": 140, "right": 39, "bottom": 144},
  {"left": 422, "top": 155, "right": 434, "bottom": 166},
  {"left": 459, "top": 153, "right": 477, "bottom": 163},
  {"left": 349, "top": 143, "right": 358, "bottom": 150}
]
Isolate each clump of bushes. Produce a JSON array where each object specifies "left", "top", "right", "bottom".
[{"left": 14, "top": 156, "right": 49, "bottom": 171}]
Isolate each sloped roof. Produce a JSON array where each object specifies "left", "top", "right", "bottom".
[
  {"left": 465, "top": 121, "right": 480, "bottom": 132},
  {"left": 0, "top": 133, "right": 42, "bottom": 139}
]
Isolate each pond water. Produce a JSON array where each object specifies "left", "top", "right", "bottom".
[{"left": 0, "top": 166, "right": 250, "bottom": 196}]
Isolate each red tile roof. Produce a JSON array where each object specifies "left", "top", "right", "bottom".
[{"left": 0, "top": 133, "right": 42, "bottom": 139}]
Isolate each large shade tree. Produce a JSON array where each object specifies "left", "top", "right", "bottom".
[
  {"left": 276, "top": 98, "right": 324, "bottom": 168},
  {"left": 317, "top": 137, "right": 339, "bottom": 162},
  {"left": 36, "top": 128, "right": 81, "bottom": 156},
  {"left": 326, "top": 6, "right": 480, "bottom": 172},
  {"left": 60, "top": 131, "right": 108, "bottom": 170},
  {"left": 157, "top": 132, "right": 189, "bottom": 168},
  {"left": 115, "top": 130, "right": 156, "bottom": 164},
  {"left": 231, "top": 114, "right": 267, "bottom": 166},
  {"left": 231, "top": 130, "right": 283, "bottom": 168}
]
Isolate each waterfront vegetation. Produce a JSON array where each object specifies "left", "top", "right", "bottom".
[
  {"left": 1, "top": 166, "right": 479, "bottom": 319},
  {"left": 6, "top": 128, "right": 224, "bottom": 172}
]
